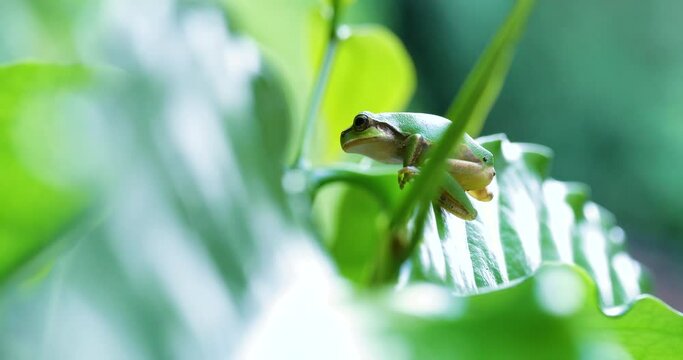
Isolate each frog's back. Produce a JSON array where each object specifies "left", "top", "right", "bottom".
[{"left": 375, "top": 112, "right": 450, "bottom": 143}]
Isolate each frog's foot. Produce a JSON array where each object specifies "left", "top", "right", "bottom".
[
  {"left": 467, "top": 188, "right": 493, "bottom": 202},
  {"left": 398, "top": 166, "right": 420, "bottom": 189},
  {"left": 438, "top": 191, "right": 477, "bottom": 220}
]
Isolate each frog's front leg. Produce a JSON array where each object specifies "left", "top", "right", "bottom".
[
  {"left": 398, "top": 166, "right": 420, "bottom": 190},
  {"left": 398, "top": 134, "right": 429, "bottom": 189}
]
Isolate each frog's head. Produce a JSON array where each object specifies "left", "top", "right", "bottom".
[
  {"left": 340, "top": 111, "right": 403, "bottom": 163},
  {"left": 461, "top": 135, "right": 495, "bottom": 167},
  {"left": 476, "top": 147, "right": 494, "bottom": 167}
]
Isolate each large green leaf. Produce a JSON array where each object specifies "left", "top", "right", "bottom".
[
  {"left": 0, "top": 8, "right": 300, "bottom": 358},
  {"left": 408, "top": 134, "right": 645, "bottom": 308},
  {"left": 315, "top": 134, "right": 647, "bottom": 309}
]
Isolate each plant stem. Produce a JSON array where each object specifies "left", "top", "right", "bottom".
[
  {"left": 385, "top": 0, "right": 535, "bottom": 275},
  {"left": 293, "top": 1, "right": 342, "bottom": 169},
  {"left": 390, "top": 120, "right": 466, "bottom": 230}
]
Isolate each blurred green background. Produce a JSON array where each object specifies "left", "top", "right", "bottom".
[
  {"left": 1, "top": 0, "right": 682, "bottom": 358},
  {"left": 344, "top": 0, "right": 683, "bottom": 307}
]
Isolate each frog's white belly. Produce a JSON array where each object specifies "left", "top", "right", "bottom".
[{"left": 346, "top": 138, "right": 403, "bottom": 164}]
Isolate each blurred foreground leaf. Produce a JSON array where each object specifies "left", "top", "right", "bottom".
[
  {"left": 224, "top": 0, "right": 323, "bottom": 160},
  {"left": 1, "top": 6, "right": 304, "bottom": 358},
  {"left": 0, "top": 63, "right": 91, "bottom": 281},
  {"left": 372, "top": 264, "right": 683, "bottom": 359}
]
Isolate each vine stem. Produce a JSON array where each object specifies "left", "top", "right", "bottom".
[{"left": 293, "top": 1, "right": 342, "bottom": 169}]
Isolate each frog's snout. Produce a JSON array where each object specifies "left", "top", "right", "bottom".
[
  {"left": 484, "top": 167, "right": 496, "bottom": 183},
  {"left": 486, "top": 167, "right": 496, "bottom": 180},
  {"left": 340, "top": 128, "right": 351, "bottom": 151}
]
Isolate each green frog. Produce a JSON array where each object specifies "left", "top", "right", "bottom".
[{"left": 340, "top": 111, "right": 496, "bottom": 220}]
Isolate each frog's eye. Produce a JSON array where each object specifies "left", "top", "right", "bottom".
[
  {"left": 482, "top": 156, "right": 489, "bottom": 163},
  {"left": 353, "top": 114, "right": 369, "bottom": 130}
]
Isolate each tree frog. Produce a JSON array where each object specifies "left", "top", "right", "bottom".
[{"left": 340, "top": 111, "right": 496, "bottom": 220}]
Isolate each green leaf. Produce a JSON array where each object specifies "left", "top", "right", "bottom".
[
  {"left": 317, "top": 24, "right": 416, "bottom": 163},
  {"left": 0, "top": 18, "right": 305, "bottom": 357},
  {"left": 224, "top": 0, "right": 322, "bottom": 161},
  {"left": 313, "top": 184, "right": 385, "bottom": 283},
  {"left": 415, "top": 135, "right": 646, "bottom": 308},
  {"left": 372, "top": 264, "right": 683, "bottom": 359},
  {"left": 311, "top": 165, "right": 401, "bottom": 283},
  {"left": 317, "top": 135, "right": 647, "bottom": 309},
  {"left": 445, "top": 0, "right": 535, "bottom": 137},
  {"left": 0, "top": 62, "right": 91, "bottom": 282}
]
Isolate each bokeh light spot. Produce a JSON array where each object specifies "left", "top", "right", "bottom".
[{"left": 535, "top": 267, "right": 585, "bottom": 316}]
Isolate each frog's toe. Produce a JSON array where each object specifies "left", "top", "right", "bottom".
[{"left": 397, "top": 166, "right": 420, "bottom": 189}]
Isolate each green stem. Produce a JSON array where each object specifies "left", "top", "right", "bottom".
[
  {"left": 309, "top": 167, "right": 394, "bottom": 210},
  {"left": 373, "top": 199, "right": 432, "bottom": 284},
  {"left": 390, "top": 120, "right": 467, "bottom": 229},
  {"left": 293, "top": 1, "right": 343, "bottom": 169},
  {"left": 388, "top": 0, "right": 535, "bottom": 260}
]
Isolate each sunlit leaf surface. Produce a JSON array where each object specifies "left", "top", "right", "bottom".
[{"left": 408, "top": 135, "right": 644, "bottom": 309}]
